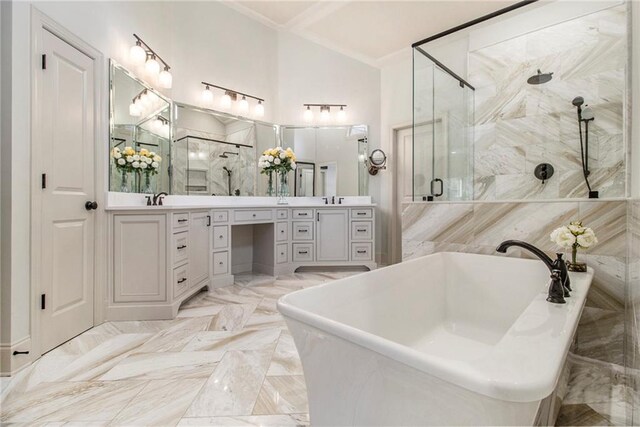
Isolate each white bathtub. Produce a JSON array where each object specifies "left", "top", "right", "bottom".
[{"left": 277, "top": 252, "right": 593, "bottom": 426}]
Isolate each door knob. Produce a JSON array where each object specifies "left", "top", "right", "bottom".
[{"left": 85, "top": 201, "right": 98, "bottom": 210}]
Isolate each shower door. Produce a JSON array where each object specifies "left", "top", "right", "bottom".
[{"left": 413, "top": 48, "right": 474, "bottom": 201}]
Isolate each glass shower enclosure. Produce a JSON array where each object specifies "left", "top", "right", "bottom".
[{"left": 413, "top": 46, "right": 474, "bottom": 201}]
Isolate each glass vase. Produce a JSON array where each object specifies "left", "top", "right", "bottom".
[
  {"left": 141, "top": 173, "right": 154, "bottom": 194},
  {"left": 266, "top": 171, "right": 275, "bottom": 197},
  {"left": 120, "top": 169, "right": 130, "bottom": 193},
  {"left": 277, "top": 170, "right": 289, "bottom": 204},
  {"left": 568, "top": 244, "right": 587, "bottom": 272}
]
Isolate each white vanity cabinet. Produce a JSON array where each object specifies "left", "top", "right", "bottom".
[
  {"left": 316, "top": 209, "right": 349, "bottom": 261},
  {"left": 107, "top": 203, "right": 376, "bottom": 321}
]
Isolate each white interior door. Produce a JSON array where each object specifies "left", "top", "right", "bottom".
[{"left": 38, "top": 29, "right": 95, "bottom": 353}]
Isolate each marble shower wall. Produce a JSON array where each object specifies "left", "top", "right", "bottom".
[
  {"left": 469, "top": 5, "right": 627, "bottom": 200},
  {"left": 627, "top": 200, "right": 640, "bottom": 425}
]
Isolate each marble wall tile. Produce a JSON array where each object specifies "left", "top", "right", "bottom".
[
  {"left": 579, "top": 201, "right": 627, "bottom": 258},
  {"left": 401, "top": 203, "right": 473, "bottom": 245}
]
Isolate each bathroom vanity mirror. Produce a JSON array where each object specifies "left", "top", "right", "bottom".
[
  {"left": 109, "top": 61, "right": 171, "bottom": 194},
  {"left": 172, "top": 103, "right": 278, "bottom": 196},
  {"left": 281, "top": 125, "right": 369, "bottom": 197}
]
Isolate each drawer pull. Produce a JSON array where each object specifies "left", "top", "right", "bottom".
[
  {"left": 207, "top": 215, "right": 211, "bottom": 226},
  {"left": 280, "top": 230, "right": 285, "bottom": 233},
  {"left": 178, "top": 219, "right": 188, "bottom": 223},
  {"left": 356, "top": 212, "right": 366, "bottom": 216},
  {"left": 299, "top": 213, "right": 308, "bottom": 216},
  {"left": 281, "top": 252, "right": 285, "bottom": 256},
  {"left": 218, "top": 235, "right": 224, "bottom": 239},
  {"left": 357, "top": 250, "right": 367, "bottom": 254},
  {"left": 177, "top": 278, "right": 187, "bottom": 284},
  {"left": 252, "top": 214, "right": 256, "bottom": 217},
  {"left": 177, "top": 245, "right": 187, "bottom": 249},
  {"left": 299, "top": 250, "right": 308, "bottom": 254},
  {"left": 357, "top": 229, "right": 367, "bottom": 232},
  {"left": 218, "top": 261, "right": 224, "bottom": 265}
]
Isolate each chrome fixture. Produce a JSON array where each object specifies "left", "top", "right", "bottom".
[
  {"left": 496, "top": 240, "right": 571, "bottom": 303},
  {"left": 365, "top": 148, "right": 387, "bottom": 175},
  {"left": 572, "top": 96, "right": 598, "bottom": 198},
  {"left": 302, "top": 103, "right": 347, "bottom": 123},
  {"left": 129, "top": 34, "right": 172, "bottom": 88},
  {"left": 149, "top": 192, "right": 167, "bottom": 206},
  {"left": 200, "top": 81, "right": 265, "bottom": 117},
  {"left": 527, "top": 69, "right": 553, "bottom": 85},
  {"left": 534, "top": 163, "right": 554, "bottom": 184}
]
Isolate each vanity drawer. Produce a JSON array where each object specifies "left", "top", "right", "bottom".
[
  {"left": 351, "top": 208, "right": 373, "bottom": 219},
  {"left": 292, "top": 221, "right": 314, "bottom": 240},
  {"left": 213, "top": 251, "right": 229, "bottom": 276},
  {"left": 173, "top": 212, "right": 190, "bottom": 229},
  {"left": 292, "top": 209, "right": 313, "bottom": 219},
  {"left": 173, "top": 264, "right": 189, "bottom": 298},
  {"left": 351, "top": 242, "right": 373, "bottom": 261},
  {"left": 351, "top": 221, "right": 373, "bottom": 241},
  {"left": 213, "top": 225, "right": 229, "bottom": 250},
  {"left": 212, "top": 210, "right": 229, "bottom": 223},
  {"left": 292, "top": 243, "right": 314, "bottom": 262},
  {"left": 172, "top": 231, "right": 189, "bottom": 265},
  {"left": 276, "top": 222, "right": 288, "bottom": 242},
  {"left": 276, "top": 243, "right": 288, "bottom": 264},
  {"left": 234, "top": 209, "right": 273, "bottom": 222},
  {"left": 276, "top": 209, "right": 288, "bottom": 219}
]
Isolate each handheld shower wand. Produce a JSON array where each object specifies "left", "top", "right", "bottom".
[{"left": 572, "top": 96, "right": 598, "bottom": 199}]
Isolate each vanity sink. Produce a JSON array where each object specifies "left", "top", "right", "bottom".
[{"left": 277, "top": 252, "right": 594, "bottom": 426}]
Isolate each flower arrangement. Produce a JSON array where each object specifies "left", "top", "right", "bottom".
[
  {"left": 111, "top": 146, "right": 162, "bottom": 193},
  {"left": 550, "top": 221, "right": 597, "bottom": 272},
  {"left": 258, "top": 147, "right": 297, "bottom": 202},
  {"left": 258, "top": 146, "right": 297, "bottom": 174}
]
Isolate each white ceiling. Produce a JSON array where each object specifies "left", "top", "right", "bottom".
[{"left": 224, "top": 1, "right": 521, "bottom": 67}]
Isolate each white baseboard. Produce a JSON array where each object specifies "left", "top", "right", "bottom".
[{"left": 0, "top": 337, "right": 34, "bottom": 377}]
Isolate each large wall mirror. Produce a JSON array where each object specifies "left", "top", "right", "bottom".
[
  {"left": 172, "top": 104, "right": 278, "bottom": 196},
  {"left": 109, "top": 62, "right": 370, "bottom": 198},
  {"left": 109, "top": 61, "right": 171, "bottom": 194},
  {"left": 281, "top": 126, "right": 369, "bottom": 197}
]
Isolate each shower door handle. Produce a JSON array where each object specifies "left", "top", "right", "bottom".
[{"left": 430, "top": 178, "right": 443, "bottom": 197}]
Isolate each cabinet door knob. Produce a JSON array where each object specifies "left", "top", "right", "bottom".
[
  {"left": 84, "top": 201, "right": 98, "bottom": 210},
  {"left": 218, "top": 235, "right": 224, "bottom": 239}
]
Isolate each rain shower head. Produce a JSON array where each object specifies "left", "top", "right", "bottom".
[
  {"left": 527, "top": 69, "right": 553, "bottom": 85},
  {"left": 572, "top": 96, "right": 584, "bottom": 108},
  {"left": 219, "top": 154, "right": 228, "bottom": 158},
  {"left": 219, "top": 151, "right": 239, "bottom": 158}
]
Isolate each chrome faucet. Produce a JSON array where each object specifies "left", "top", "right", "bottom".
[
  {"left": 496, "top": 240, "right": 571, "bottom": 303},
  {"left": 152, "top": 192, "right": 168, "bottom": 206}
]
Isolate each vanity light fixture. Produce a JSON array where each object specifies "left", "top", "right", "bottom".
[
  {"left": 129, "top": 34, "right": 172, "bottom": 88},
  {"left": 302, "top": 104, "right": 347, "bottom": 123},
  {"left": 200, "top": 81, "right": 265, "bottom": 117}
]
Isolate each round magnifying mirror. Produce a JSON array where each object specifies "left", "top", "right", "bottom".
[{"left": 369, "top": 149, "right": 387, "bottom": 166}]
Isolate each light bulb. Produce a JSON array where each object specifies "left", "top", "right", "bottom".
[
  {"left": 320, "top": 107, "right": 330, "bottom": 122},
  {"left": 139, "top": 91, "right": 151, "bottom": 106},
  {"left": 130, "top": 42, "right": 146, "bottom": 65},
  {"left": 237, "top": 96, "right": 249, "bottom": 114},
  {"left": 337, "top": 106, "right": 346, "bottom": 122},
  {"left": 303, "top": 106, "right": 313, "bottom": 122},
  {"left": 145, "top": 55, "right": 160, "bottom": 75},
  {"left": 129, "top": 102, "right": 141, "bottom": 117},
  {"left": 201, "top": 86, "right": 213, "bottom": 104},
  {"left": 220, "top": 92, "right": 232, "bottom": 109},
  {"left": 159, "top": 67, "right": 172, "bottom": 89},
  {"left": 254, "top": 101, "right": 265, "bottom": 117}
]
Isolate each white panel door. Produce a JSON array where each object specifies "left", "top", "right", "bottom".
[
  {"left": 316, "top": 209, "right": 348, "bottom": 262},
  {"left": 39, "top": 29, "right": 95, "bottom": 353}
]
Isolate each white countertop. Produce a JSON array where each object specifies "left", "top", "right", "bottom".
[{"left": 105, "top": 192, "right": 376, "bottom": 211}]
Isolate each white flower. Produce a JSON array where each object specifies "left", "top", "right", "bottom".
[
  {"left": 576, "top": 228, "right": 598, "bottom": 248},
  {"left": 126, "top": 156, "right": 133, "bottom": 163},
  {"left": 117, "top": 158, "right": 126, "bottom": 165},
  {"left": 291, "top": 161, "right": 296, "bottom": 169},
  {"left": 267, "top": 155, "right": 274, "bottom": 162},
  {"left": 145, "top": 157, "right": 152, "bottom": 164},
  {"left": 113, "top": 147, "right": 121, "bottom": 153},
  {"left": 276, "top": 146, "right": 282, "bottom": 151},
  {"left": 132, "top": 161, "right": 140, "bottom": 168},
  {"left": 140, "top": 162, "right": 148, "bottom": 169},
  {"left": 274, "top": 158, "right": 281, "bottom": 165},
  {"left": 152, "top": 161, "right": 159, "bottom": 168},
  {"left": 114, "top": 152, "right": 122, "bottom": 159},
  {"left": 568, "top": 222, "right": 585, "bottom": 234},
  {"left": 153, "top": 155, "right": 161, "bottom": 162},
  {"left": 150, "top": 152, "right": 156, "bottom": 157},
  {"left": 133, "top": 154, "right": 140, "bottom": 161},
  {"left": 551, "top": 226, "right": 576, "bottom": 249},
  {"left": 279, "top": 153, "right": 286, "bottom": 159}
]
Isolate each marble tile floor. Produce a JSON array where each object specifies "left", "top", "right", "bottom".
[
  {"left": 0, "top": 270, "right": 359, "bottom": 427},
  {"left": 0, "top": 268, "right": 631, "bottom": 426}
]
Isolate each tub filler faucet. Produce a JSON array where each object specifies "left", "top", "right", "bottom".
[{"left": 495, "top": 240, "right": 571, "bottom": 304}]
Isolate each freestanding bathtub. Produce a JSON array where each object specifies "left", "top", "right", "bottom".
[{"left": 277, "top": 252, "right": 594, "bottom": 426}]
